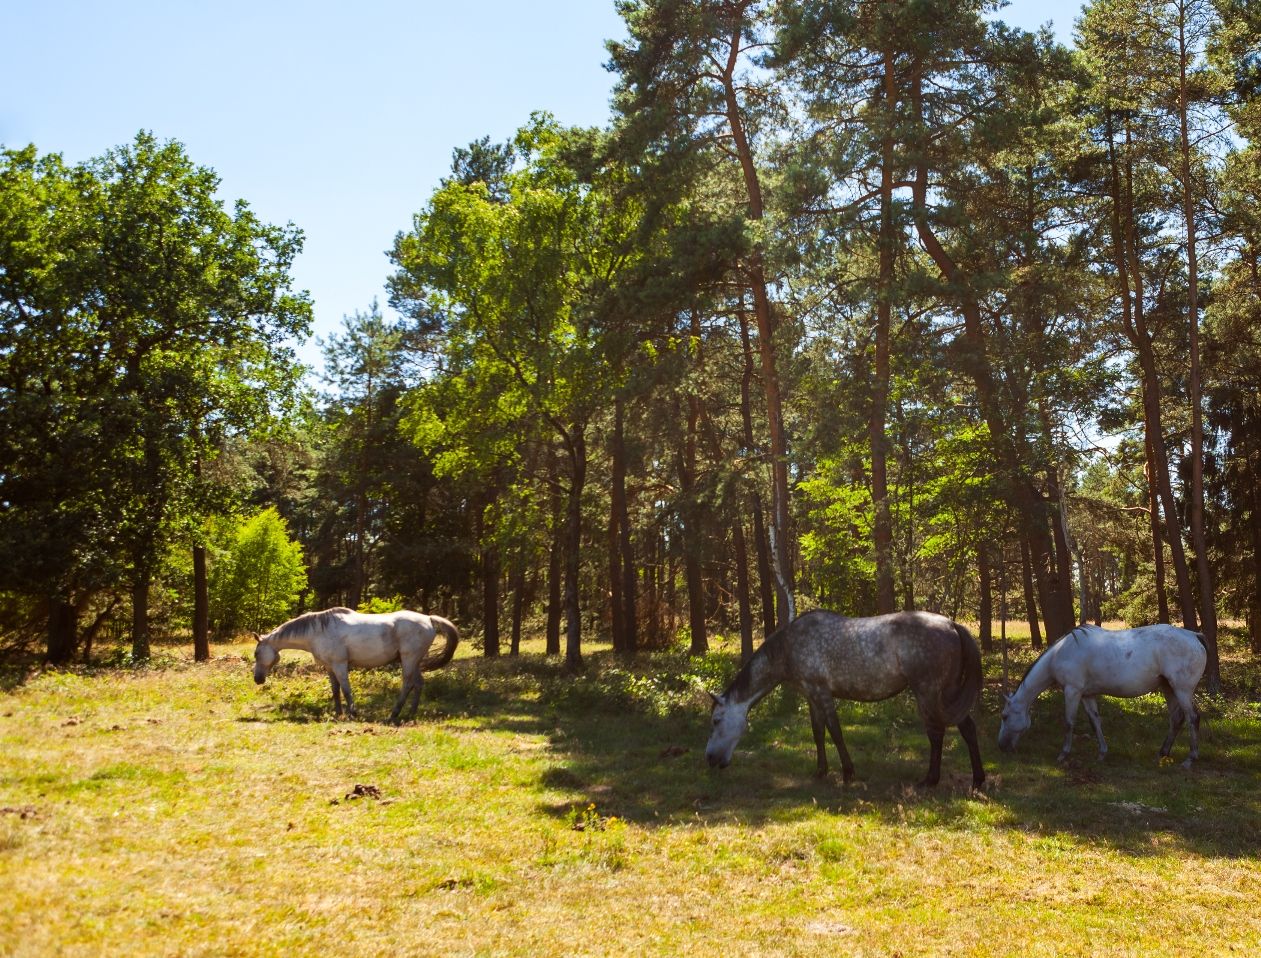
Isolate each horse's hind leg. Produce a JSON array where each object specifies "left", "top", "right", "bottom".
[
  {"left": 328, "top": 672, "right": 344, "bottom": 718},
  {"left": 920, "top": 723, "right": 946, "bottom": 787},
  {"left": 1159, "top": 682, "right": 1186, "bottom": 759},
  {"left": 1082, "top": 696, "right": 1107, "bottom": 759},
  {"left": 806, "top": 700, "right": 830, "bottom": 777},
  {"left": 405, "top": 674, "right": 424, "bottom": 722},
  {"left": 957, "top": 715, "right": 985, "bottom": 788},
  {"left": 1172, "top": 685, "right": 1200, "bottom": 768},
  {"left": 389, "top": 664, "right": 427, "bottom": 724},
  {"left": 388, "top": 678, "right": 411, "bottom": 725}
]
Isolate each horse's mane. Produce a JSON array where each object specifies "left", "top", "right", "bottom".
[
  {"left": 726, "top": 611, "right": 811, "bottom": 702},
  {"left": 1015, "top": 626, "right": 1085, "bottom": 688},
  {"left": 267, "top": 607, "right": 353, "bottom": 642}
]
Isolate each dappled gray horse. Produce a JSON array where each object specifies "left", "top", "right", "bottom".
[
  {"left": 705, "top": 610, "right": 985, "bottom": 788},
  {"left": 252, "top": 607, "right": 459, "bottom": 722},
  {"left": 997, "top": 623, "right": 1206, "bottom": 767}
]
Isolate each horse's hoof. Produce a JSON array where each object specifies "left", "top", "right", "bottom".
[
  {"left": 1181, "top": 757, "right": 1194, "bottom": 770},
  {"left": 814, "top": 768, "right": 829, "bottom": 780},
  {"left": 1097, "top": 751, "right": 1107, "bottom": 762},
  {"left": 842, "top": 768, "right": 855, "bottom": 785},
  {"left": 1056, "top": 752, "right": 1070, "bottom": 764},
  {"left": 916, "top": 777, "right": 939, "bottom": 789}
]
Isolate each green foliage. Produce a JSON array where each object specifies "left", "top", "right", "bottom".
[
  {"left": 357, "top": 595, "right": 405, "bottom": 614},
  {"left": 209, "top": 508, "right": 307, "bottom": 635},
  {"left": 0, "top": 132, "right": 310, "bottom": 657}
]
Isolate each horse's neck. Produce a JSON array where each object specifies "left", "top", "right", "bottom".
[
  {"left": 268, "top": 634, "right": 313, "bottom": 654},
  {"left": 729, "top": 644, "right": 785, "bottom": 708},
  {"left": 1016, "top": 648, "right": 1058, "bottom": 705}
]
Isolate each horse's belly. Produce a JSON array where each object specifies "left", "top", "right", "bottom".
[
  {"left": 347, "top": 637, "right": 398, "bottom": 669},
  {"left": 1082, "top": 669, "right": 1161, "bottom": 698},
  {"left": 830, "top": 676, "right": 908, "bottom": 702}
]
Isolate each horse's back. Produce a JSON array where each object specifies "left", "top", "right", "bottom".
[
  {"left": 1054, "top": 624, "right": 1206, "bottom": 695},
  {"left": 318, "top": 611, "right": 402, "bottom": 668},
  {"left": 785, "top": 610, "right": 962, "bottom": 702}
]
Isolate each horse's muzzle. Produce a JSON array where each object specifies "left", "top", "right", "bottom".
[{"left": 254, "top": 675, "right": 266, "bottom": 685}]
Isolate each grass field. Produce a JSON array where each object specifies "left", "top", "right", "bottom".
[{"left": 2, "top": 626, "right": 1260, "bottom": 957}]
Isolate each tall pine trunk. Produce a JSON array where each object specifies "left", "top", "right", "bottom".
[
  {"left": 870, "top": 46, "right": 897, "bottom": 615},
  {"left": 1112, "top": 110, "right": 1199, "bottom": 630},
  {"left": 1249, "top": 449, "right": 1261, "bottom": 655},
  {"left": 1020, "top": 537, "right": 1043, "bottom": 650},
  {"left": 681, "top": 312, "right": 708, "bottom": 655},
  {"left": 546, "top": 454, "right": 562, "bottom": 657},
  {"left": 192, "top": 456, "right": 209, "bottom": 662},
  {"left": 509, "top": 564, "right": 525, "bottom": 657},
  {"left": 1144, "top": 439, "right": 1172, "bottom": 623},
  {"left": 563, "top": 429, "right": 586, "bottom": 671},
  {"left": 613, "top": 398, "right": 637, "bottom": 656},
  {"left": 738, "top": 309, "right": 777, "bottom": 635},
  {"left": 720, "top": 26, "right": 794, "bottom": 624},
  {"left": 978, "top": 545, "right": 993, "bottom": 653},
  {"left": 608, "top": 480, "right": 625, "bottom": 653},
  {"left": 481, "top": 540, "right": 500, "bottom": 658},
  {"left": 1177, "top": 6, "right": 1220, "bottom": 689}
]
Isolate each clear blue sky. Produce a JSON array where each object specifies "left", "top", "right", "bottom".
[{"left": 2, "top": 0, "right": 1083, "bottom": 370}]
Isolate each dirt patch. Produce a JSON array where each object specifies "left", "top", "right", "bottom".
[{"left": 330, "top": 784, "right": 384, "bottom": 806}]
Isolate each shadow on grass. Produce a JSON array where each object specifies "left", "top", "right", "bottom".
[{"left": 415, "top": 648, "right": 1261, "bottom": 861}]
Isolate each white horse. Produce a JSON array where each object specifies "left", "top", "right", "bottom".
[
  {"left": 252, "top": 607, "right": 459, "bottom": 723},
  {"left": 997, "top": 624, "right": 1206, "bottom": 767}
]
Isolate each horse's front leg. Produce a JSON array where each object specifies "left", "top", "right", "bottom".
[
  {"left": 331, "top": 662, "right": 355, "bottom": 718},
  {"left": 1059, "top": 687, "right": 1083, "bottom": 762},
  {"left": 809, "top": 690, "right": 855, "bottom": 783},
  {"left": 1082, "top": 696, "right": 1107, "bottom": 759},
  {"left": 328, "top": 672, "right": 343, "bottom": 718}
]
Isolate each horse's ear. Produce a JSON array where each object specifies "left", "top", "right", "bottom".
[
  {"left": 250, "top": 632, "right": 260, "bottom": 644},
  {"left": 692, "top": 684, "right": 722, "bottom": 708}
]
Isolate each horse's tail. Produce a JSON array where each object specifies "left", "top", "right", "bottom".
[
  {"left": 422, "top": 616, "right": 460, "bottom": 671},
  {"left": 941, "top": 622, "right": 983, "bottom": 726}
]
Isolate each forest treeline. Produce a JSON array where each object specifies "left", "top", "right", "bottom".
[{"left": 2, "top": 1, "right": 1258, "bottom": 687}]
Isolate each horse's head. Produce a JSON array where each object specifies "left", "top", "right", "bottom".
[
  {"left": 704, "top": 692, "right": 750, "bottom": 769},
  {"left": 997, "top": 692, "right": 1030, "bottom": 752},
  {"left": 253, "top": 636, "right": 279, "bottom": 685}
]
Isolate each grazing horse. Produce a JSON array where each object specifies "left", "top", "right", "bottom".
[
  {"left": 252, "top": 607, "right": 459, "bottom": 723},
  {"left": 704, "top": 610, "right": 985, "bottom": 788},
  {"left": 997, "top": 624, "right": 1206, "bottom": 767}
]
